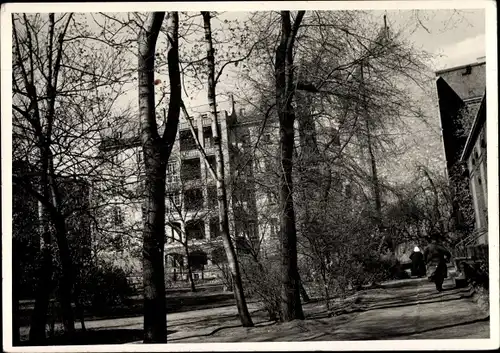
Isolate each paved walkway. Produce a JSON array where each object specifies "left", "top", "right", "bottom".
[
  {"left": 19, "top": 278, "right": 489, "bottom": 343},
  {"left": 134, "top": 278, "right": 488, "bottom": 342}
]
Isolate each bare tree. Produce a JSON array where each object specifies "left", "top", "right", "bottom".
[
  {"left": 274, "top": 10, "right": 307, "bottom": 321},
  {"left": 137, "top": 11, "right": 181, "bottom": 343},
  {"left": 199, "top": 11, "right": 254, "bottom": 327},
  {"left": 12, "top": 12, "right": 134, "bottom": 342}
]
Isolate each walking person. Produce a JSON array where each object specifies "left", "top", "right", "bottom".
[
  {"left": 409, "top": 246, "right": 426, "bottom": 277},
  {"left": 424, "top": 234, "right": 451, "bottom": 292}
]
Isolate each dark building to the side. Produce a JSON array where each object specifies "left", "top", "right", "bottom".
[{"left": 435, "top": 57, "right": 488, "bottom": 252}]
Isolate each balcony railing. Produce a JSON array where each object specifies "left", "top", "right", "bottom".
[
  {"left": 204, "top": 146, "right": 216, "bottom": 155},
  {"left": 202, "top": 117, "right": 212, "bottom": 126},
  {"left": 181, "top": 149, "right": 199, "bottom": 159}
]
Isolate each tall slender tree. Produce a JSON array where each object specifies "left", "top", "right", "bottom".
[
  {"left": 275, "top": 11, "right": 306, "bottom": 321},
  {"left": 137, "top": 11, "right": 181, "bottom": 342},
  {"left": 197, "top": 11, "right": 254, "bottom": 327}
]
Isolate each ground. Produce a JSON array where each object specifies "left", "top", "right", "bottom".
[
  {"left": 18, "top": 276, "right": 489, "bottom": 344},
  {"left": 162, "top": 278, "right": 489, "bottom": 342}
]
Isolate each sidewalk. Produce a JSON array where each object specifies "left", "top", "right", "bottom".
[
  {"left": 160, "top": 278, "right": 489, "bottom": 342},
  {"left": 18, "top": 277, "right": 489, "bottom": 344}
]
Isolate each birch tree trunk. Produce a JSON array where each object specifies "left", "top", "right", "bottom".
[
  {"left": 138, "top": 12, "right": 181, "bottom": 343},
  {"left": 275, "top": 11, "right": 306, "bottom": 321},
  {"left": 201, "top": 11, "right": 253, "bottom": 327}
]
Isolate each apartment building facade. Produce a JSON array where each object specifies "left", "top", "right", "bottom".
[{"left": 97, "top": 99, "right": 263, "bottom": 282}]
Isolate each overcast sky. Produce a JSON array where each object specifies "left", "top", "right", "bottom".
[
  {"left": 3, "top": 4, "right": 488, "bottom": 114},
  {"left": 381, "top": 9, "right": 485, "bottom": 70},
  {"left": 185, "top": 8, "right": 486, "bottom": 111}
]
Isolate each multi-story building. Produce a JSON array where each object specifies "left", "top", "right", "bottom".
[
  {"left": 436, "top": 58, "right": 486, "bottom": 175},
  {"left": 460, "top": 93, "right": 488, "bottom": 246},
  {"left": 163, "top": 99, "right": 254, "bottom": 282},
  {"left": 97, "top": 98, "right": 262, "bottom": 282},
  {"left": 435, "top": 57, "right": 487, "bottom": 247}
]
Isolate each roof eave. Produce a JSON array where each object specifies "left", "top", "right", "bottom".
[{"left": 460, "top": 92, "right": 487, "bottom": 162}]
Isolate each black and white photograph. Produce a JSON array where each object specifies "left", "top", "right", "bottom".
[{"left": 1, "top": 1, "right": 498, "bottom": 351}]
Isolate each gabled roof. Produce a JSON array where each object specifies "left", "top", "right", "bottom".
[
  {"left": 460, "top": 92, "right": 487, "bottom": 162},
  {"left": 435, "top": 59, "right": 486, "bottom": 76},
  {"left": 435, "top": 76, "right": 464, "bottom": 107}
]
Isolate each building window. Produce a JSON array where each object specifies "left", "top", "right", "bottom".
[
  {"left": 184, "top": 188, "right": 203, "bottom": 211},
  {"left": 211, "top": 247, "right": 226, "bottom": 265},
  {"left": 210, "top": 217, "right": 220, "bottom": 239},
  {"left": 206, "top": 156, "right": 217, "bottom": 178},
  {"left": 207, "top": 186, "right": 218, "bottom": 208},
  {"left": 270, "top": 218, "right": 279, "bottom": 236},
  {"left": 248, "top": 221, "right": 257, "bottom": 243},
  {"left": 203, "top": 127, "right": 214, "bottom": 148},
  {"left": 186, "top": 220, "right": 205, "bottom": 240},
  {"left": 179, "top": 130, "right": 198, "bottom": 151},
  {"left": 167, "top": 162, "right": 179, "bottom": 183},
  {"left": 167, "top": 222, "right": 181, "bottom": 243},
  {"left": 166, "top": 192, "right": 181, "bottom": 212},
  {"left": 112, "top": 206, "right": 123, "bottom": 226},
  {"left": 181, "top": 158, "right": 201, "bottom": 181},
  {"left": 189, "top": 251, "right": 208, "bottom": 271},
  {"left": 236, "top": 236, "right": 251, "bottom": 254}
]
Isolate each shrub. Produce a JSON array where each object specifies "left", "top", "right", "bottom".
[
  {"left": 78, "top": 261, "right": 134, "bottom": 311},
  {"left": 240, "top": 255, "right": 281, "bottom": 321}
]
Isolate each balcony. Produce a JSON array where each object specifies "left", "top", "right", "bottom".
[
  {"left": 180, "top": 149, "right": 199, "bottom": 159},
  {"left": 202, "top": 117, "right": 212, "bottom": 127}
]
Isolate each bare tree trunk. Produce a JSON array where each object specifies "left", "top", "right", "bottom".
[
  {"left": 138, "top": 12, "right": 181, "bottom": 343},
  {"left": 360, "top": 65, "right": 382, "bottom": 222},
  {"left": 297, "top": 272, "right": 310, "bottom": 302},
  {"left": 201, "top": 11, "right": 253, "bottom": 327},
  {"left": 29, "top": 221, "right": 52, "bottom": 343},
  {"left": 275, "top": 11, "right": 306, "bottom": 322},
  {"left": 138, "top": 12, "right": 167, "bottom": 343},
  {"left": 29, "top": 159, "right": 53, "bottom": 344},
  {"left": 12, "top": 241, "right": 21, "bottom": 346},
  {"left": 52, "top": 217, "right": 75, "bottom": 335},
  {"left": 320, "top": 263, "right": 330, "bottom": 311},
  {"left": 73, "top": 281, "right": 86, "bottom": 332},
  {"left": 358, "top": 64, "right": 385, "bottom": 254},
  {"left": 183, "top": 241, "right": 197, "bottom": 292},
  {"left": 45, "top": 146, "right": 76, "bottom": 336}
]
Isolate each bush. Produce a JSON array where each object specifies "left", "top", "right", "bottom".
[
  {"left": 240, "top": 255, "right": 281, "bottom": 321},
  {"left": 78, "top": 261, "right": 134, "bottom": 311}
]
